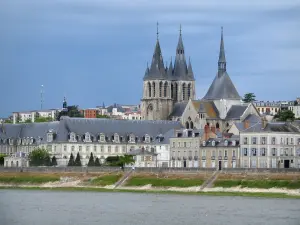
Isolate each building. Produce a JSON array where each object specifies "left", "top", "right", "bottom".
[
  {"left": 236, "top": 121, "right": 300, "bottom": 168},
  {"left": 127, "top": 148, "right": 157, "bottom": 167},
  {"left": 253, "top": 101, "right": 281, "bottom": 116},
  {"left": 84, "top": 108, "right": 98, "bottom": 118},
  {"left": 0, "top": 117, "right": 183, "bottom": 167},
  {"left": 141, "top": 26, "right": 196, "bottom": 121},
  {"left": 288, "top": 104, "right": 300, "bottom": 118},
  {"left": 172, "top": 28, "right": 261, "bottom": 132},
  {"left": 12, "top": 109, "right": 58, "bottom": 123}
]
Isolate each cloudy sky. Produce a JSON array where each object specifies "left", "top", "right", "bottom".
[{"left": 0, "top": 0, "right": 299, "bottom": 117}]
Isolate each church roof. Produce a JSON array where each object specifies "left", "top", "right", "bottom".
[
  {"left": 203, "top": 28, "right": 240, "bottom": 100},
  {"left": 169, "top": 102, "right": 188, "bottom": 117},
  {"left": 192, "top": 100, "right": 219, "bottom": 119},
  {"left": 225, "top": 105, "right": 248, "bottom": 120}
]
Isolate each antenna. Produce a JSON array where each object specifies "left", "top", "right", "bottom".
[{"left": 40, "top": 85, "right": 44, "bottom": 110}]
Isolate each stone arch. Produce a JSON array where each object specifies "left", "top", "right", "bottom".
[
  {"left": 159, "top": 81, "right": 163, "bottom": 97},
  {"left": 185, "top": 121, "right": 190, "bottom": 129},
  {"left": 147, "top": 104, "right": 154, "bottom": 120},
  {"left": 188, "top": 83, "right": 191, "bottom": 99},
  {"left": 171, "top": 83, "right": 174, "bottom": 99},
  {"left": 152, "top": 82, "right": 156, "bottom": 97},
  {"left": 148, "top": 82, "right": 151, "bottom": 97},
  {"left": 16, "top": 161, "right": 19, "bottom": 167},
  {"left": 182, "top": 83, "right": 186, "bottom": 101},
  {"left": 164, "top": 81, "right": 168, "bottom": 97},
  {"left": 190, "top": 121, "right": 194, "bottom": 129}
]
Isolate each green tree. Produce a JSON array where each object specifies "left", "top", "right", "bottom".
[
  {"left": 274, "top": 110, "right": 295, "bottom": 121},
  {"left": 0, "top": 154, "right": 6, "bottom": 166},
  {"left": 57, "top": 105, "right": 83, "bottom": 120},
  {"left": 68, "top": 153, "right": 75, "bottom": 166},
  {"left": 24, "top": 119, "right": 32, "bottom": 123},
  {"left": 74, "top": 152, "right": 82, "bottom": 166},
  {"left": 105, "top": 156, "right": 120, "bottom": 166},
  {"left": 94, "top": 157, "right": 101, "bottom": 166},
  {"left": 35, "top": 117, "right": 53, "bottom": 123},
  {"left": 243, "top": 93, "right": 256, "bottom": 103},
  {"left": 28, "top": 148, "right": 51, "bottom": 166},
  {"left": 96, "top": 115, "right": 110, "bottom": 119},
  {"left": 4, "top": 120, "right": 12, "bottom": 124},
  {"left": 118, "top": 155, "right": 135, "bottom": 170},
  {"left": 87, "top": 152, "right": 95, "bottom": 166},
  {"left": 51, "top": 156, "right": 57, "bottom": 166}
]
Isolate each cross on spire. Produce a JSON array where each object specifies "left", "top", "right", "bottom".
[{"left": 179, "top": 24, "right": 182, "bottom": 36}]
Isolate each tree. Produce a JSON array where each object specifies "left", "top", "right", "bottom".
[
  {"left": 105, "top": 156, "right": 120, "bottom": 166},
  {"left": 96, "top": 115, "right": 110, "bottom": 119},
  {"left": 51, "top": 156, "right": 57, "bottom": 166},
  {"left": 24, "top": 119, "right": 32, "bottom": 123},
  {"left": 28, "top": 148, "right": 51, "bottom": 166},
  {"left": 94, "top": 157, "right": 101, "bottom": 166},
  {"left": 57, "top": 105, "right": 83, "bottom": 120},
  {"left": 87, "top": 152, "right": 95, "bottom": 166},
  {"left": 68, "top": 153, "right": 75, "bottom": 166},
  {"left": 74, "top": 152, "right": 82, "bottom": 166},
  {"left": 118, "top": 155, "right": 135, "bottom": 170},
  {"left": 274, "top": 110, "right": 295, "bottom": 122},
  {"left": 35, "top": 117, "right": 53, "bottom": 123},
  {"left": 0, "top": 154, "right": 6, "bottom": 166},
  {"left": 243, "top": 93, "right": 256, "bottom": 103},
  {"left": 4, "top": 120, "right": 12, "bottom": 124}
]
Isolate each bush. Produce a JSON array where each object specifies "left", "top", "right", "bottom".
[
  {"left": 28, "top": 148, "right": 51, "bottom": 166},
  {"left": 126, "top": 177, "right": 204, "bottom": 187},
  {"left": 68, "top": 153, "right": 75, "bottom": 166},
  {"left": 91, "top": 174, "right": 122, "bottom": 186}
]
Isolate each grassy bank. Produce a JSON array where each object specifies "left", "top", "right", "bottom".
[
  {"left": 0, "top": 173, "right": 60, "bottom": 184},
  {"left": 90, "top": 174, "right": 122, "bottom": 186},
  {"left": 214, "top": 180, "right": 300, "bottom": 189},
  {"left": 1, "top": 186, "right": 299, "bottom": 199},
  {"left": 126, "top": 176, "right": 204, "bottom": 187}
]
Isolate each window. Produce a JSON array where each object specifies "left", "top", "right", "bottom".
[
  {"left": 108, "top": 146, "right": 111, "bottom": 153},
  {"left": 70, "top": 133, "right": 77, "bottom": 142},
  {"left": 272, "top": 137, "right": 276, "bottom": 145},
  {"left": 202, "top": 150, "right": 206, "bottom": 156},
  {"left": 85, "top": 133, "right": 91, "bottom": 142},
  {"left": 129, "top": 135, "right": 135, "bottom": 143},
  {"left": 47, "top": 145, "right": 52, "bottom": 151},
  {"left": 286, "top": 138, "right": 289, "bottom": 145},
  {"left": 79, "top": 146, "right": 82, "bottom": 151},
  {"left": 71, "top": 146, "right": 75, "bottom": 151},
  {"left": 252, "top": 137, "right": 257, "bottom": 144},
  {"left": 115, "top": 146, "right": 119, "bottom": 153},
  {"left": 233, "top": 150, "right": 236, "bottom": 157},
  {"left": 184, "top": 142, "right": 186, "bottom": 147},
  {"left": 291, "top": 138, "right": 294, "bottom": 145},
  {"left": 101, "top": 146, "right": 104, "bottom": 153},
  {"left": 261, "top": 148, "right": 266, "bottom": 156},
  {"left": 212, "top": 150, "right": 216, "bottom": 157},
  {"left": 280, "top": 148, "right": 283, "bottom": 156},
  {"left": 114, "top": 134, "right": 119, "bottom": 143},
  {"left": 100, "top": 134, "right": 105, "bottom": 142},
  {"left": 178, "top": 142, "right": 180, "bottom": 147},
  {"left": 94, "top": 146, "right": 97, "bottom": 152},
  {"left": 272, "top": 148, "right": 276, "bottom": 156},
  {"left": 145, "top": 135, "right": 150, "bottom": 143},
  {"left": 64, "top": 146, "right": 67, "bottom": 151},
  {"left": 252, "top": 148, "right": 257, "bottom": 156},
  {"left": 86, "top": 146, "right": 90, "bottom": 152},
  {"left": 261, "top": 137, "right": 266, "bottom": 145},
  {"left": 224, "top": 150, "right": 228, "bottom": 157},
  {"left": 173, "top": 142, "right": 175, "bottom": 148},
  {"left": 47, "top": 133, "right": 53, "bottom": 142},
  {"left": 122, "top": 146, "right": 126, "bottom": 153},
  {"left": 244, "top": 137, "right": 248, "bottom": 144},
  {"left": 243, "top": 148, "right": 248, "bottom": 156}
]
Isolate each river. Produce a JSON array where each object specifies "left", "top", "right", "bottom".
[{"left": 0, "top": 190, "right": 299, "bottom": 225}]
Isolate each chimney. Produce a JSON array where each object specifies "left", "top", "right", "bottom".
[
  {"left": 244, "top": 120, "right": 250, "bottom": 129},
  {"left": 211, "top": 126, "right": 216, "bottom": 134},
  {"left": 261, "top": 117, "right": 267, "bottom": 129}
]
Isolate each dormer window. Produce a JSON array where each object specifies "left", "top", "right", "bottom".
[
  {"left": 84, "top": 132, "right": 91, "bottom": 142},
  {"left": 212, "top": 141, "right": 216, "bottom": 146},
  {"left": 8, "top": 138, "right": 13, "bottom": 145},
  {"left": 23, "top": 138, "right": 26, "bottom": 145},
  {"left": 69, "top": 132, "right": 77, "bottom": 142},
  {"left": 47, "top": 133, "right": 53, "bottom": 142},
  {"left": 202, "top": 141, "right": 206, "bottom": 146},
  {"left": 99, "top": 134, "right": 106, "bottom": 143},
  {"left": 129, "top": 134, "right": 135, "bottom": 143},
  {"left": 232, "top": 140, "right": 236, "bottom": 146},
  {"left": 145, "top": 135, "right": 150, "bottom": 143},
  {"left": 224, "top": 140, "right": 228, "bottom": 146},
  {"left": 17, "top": 138, "right": 22, "bottom": 145},
  {"left": 30, "top": 137, "right": 34, "bottom": 145},
  {"left": 114, "top": 133, "right": 119, "bottom": 143}
]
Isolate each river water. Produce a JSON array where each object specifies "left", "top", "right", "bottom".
[{"left": 0, "top": 190, "right": 299, "bottom": 225}]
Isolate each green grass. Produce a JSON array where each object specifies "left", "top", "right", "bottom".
[
  {"left": 214, "top": 180, "right": 300, "bottom": 189},
  {"left": 0, "top": 175, "right": 60, "bottom": 184},
  {"left": 126, "top": 177, "right": 204, "bottom": 187},
  {"left": 90, "top": 174, "right": 122, "bottom": 186},
  {"left": 1, "top": 186, "right": 300, "bottom": 199}
]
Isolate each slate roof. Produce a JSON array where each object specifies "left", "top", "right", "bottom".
[
  {"left": 235, "top": 121, "right": 300, "bottom": 133},
  {"left": 106, "top": 104, "right": 125, "bottom": 113},
  {"left": 126, "top": 148, "right": 157, "bottom": 156},
  {"left": 169, "top": 101, "right": 188, "bottom": 117},
  {"left": 203, "top": 137, "right": 239, "bottom": 147},
  {"left": 0, "top": 117, "right": 183, "bottom": 144},
  {"left": 192, "top": 100, "right": 219, "bottom": 119},
  {"left": 225, "top": 105, "right": 248, "bottom": 120}
]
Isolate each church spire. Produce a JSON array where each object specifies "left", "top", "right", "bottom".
[
  {"left": 187, "top": 57, "right": 195, "bottom": 80},
  {"left": 218, "top": 26, "right": 226, "bottom": 75},
  {"left": 176, "top": 24, "right": 184, "bottom": 54}
]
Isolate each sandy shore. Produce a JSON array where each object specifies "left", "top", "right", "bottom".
[{"left": 1, "top": 180, "right": 300, "bottom": 196}]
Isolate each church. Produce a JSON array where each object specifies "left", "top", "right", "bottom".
[{"left": 141, "top": 26, "right": 260, "bottom": 131}]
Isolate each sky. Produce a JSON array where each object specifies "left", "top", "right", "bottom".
[{"left": 0, "top": 0, "right": 300, "bottom": 117}]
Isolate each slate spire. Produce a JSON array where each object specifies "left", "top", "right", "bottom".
[
  {"left": 218, "top": 26, "right": 226, "bottom": 75},
  {"left": 174, "top": 24, "right": 188, "bottom": 80},
  {"left": 187, "top": 57, "right": 195, "bottom": 80}
]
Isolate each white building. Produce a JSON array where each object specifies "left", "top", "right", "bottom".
[{"left": 12, "top": 109, "right": 59, "bottom": 123}]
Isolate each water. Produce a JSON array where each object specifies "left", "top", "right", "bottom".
[{"left": 0, "top": 190, "right": 300, "bottom": 225}]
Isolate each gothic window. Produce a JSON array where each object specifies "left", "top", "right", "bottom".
[
  {"left": 175, "top": 83, "right": 178, "bottom": 101},
  {"left": 164, "top": 82, "right": 167, "bottom": 97},
  {"left": 152, "top": 82, "right": 156, "bottom": 97},
  {"left": 187, "top": 83, "right": 191, "bottom": 99},
  {"left": 185, "top": 121, "right": 190, "bottom": 129},
  {"left": 182, "top": 83, "right": 186, "bottom": 100},
  {"left": 159, "top": 82, "right": 163, "bottom": 97},
  {"left": 148, "top": 82, "right": 151, "bottom": 97},
  {"left": 171, "top": 83, "right": 174, "bottom": 99},
  {"left": 216, "top": 123, "right": 220, "bottom": 129},
  {"left": 190, "top": 121, "right": 194, "bottom": 129}
]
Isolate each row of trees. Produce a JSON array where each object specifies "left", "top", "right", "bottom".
[
  {"left": 0, "top": 154, "right": 6, "bottom": 166},
  {"left": 28, "top": 148, "right": 57, "bottom": 166}
]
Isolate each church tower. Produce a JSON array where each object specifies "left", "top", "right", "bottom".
[{"left": 141, "top": 24, "right": 196, "bottom": 120}]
